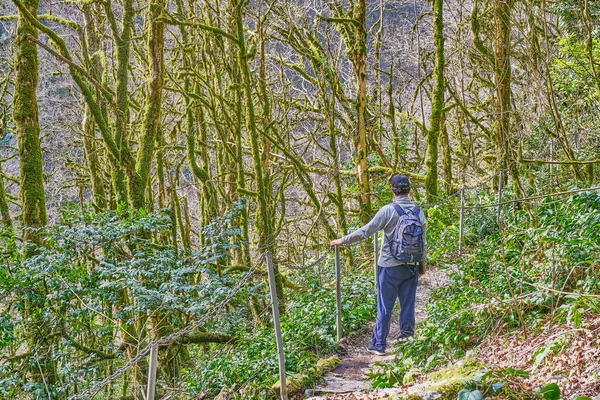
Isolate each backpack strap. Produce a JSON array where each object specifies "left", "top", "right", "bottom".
[
  {"left": 392, "top": 203, "right": 421, "bottom": 217},
  {"left": 391, "top": 202, "right": 406, "bottom": 216}
]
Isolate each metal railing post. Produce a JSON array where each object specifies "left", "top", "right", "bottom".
[
  {"left": 373, "top": 232, "right": 379, "bottom": 288},
  {"left": 266, "top": 251, "right": 288, "bottom": 400},
  {"left": 459, "top": 188, "right": 465, "bottom": 255},
  {"left": 497, "top": 169, "right": 504, "bottom": 228},
  {"left": 146, "top": 344, "right": 158, "bottom": 400},
  {"left": 334, "top": 245, "right": 343, "bottom": 343}
]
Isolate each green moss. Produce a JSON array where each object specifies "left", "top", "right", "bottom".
[
  {"left": 272, "top": 356, "right": 340, "bottom": 396},
  {"left": 428, "top": 359, "right": 484, "bottom": 382},
  {"left": 407, "top": 361, "right": 533, "bottom": 400},
  {"left": 14, "top": 0, "right": 47, "bottom": 245},
  {"left": 423, "top": 358, "right": 487, "bottom": 396},
  {"left": 315, "top": 356, "right": 340, "bottom": 373},
  {"left": 383, "top": 394, "right": 422, "bottom": 400},
  {"left": 129, "top": 0, "right": 165, "bottom": 210},
  {"left": 436, "top": 382, "right": 471, "bottom": 400},
  {"left": 425, "top": 0, "right": 445, "bottom": 202}
]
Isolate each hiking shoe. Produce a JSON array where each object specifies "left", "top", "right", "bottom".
[{"left": 366, "top": 345, "right": 386, "bottom": 356}]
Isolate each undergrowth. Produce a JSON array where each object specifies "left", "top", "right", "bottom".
[{"left": 181, "top": 266, "right": 376, "bottom": 399}]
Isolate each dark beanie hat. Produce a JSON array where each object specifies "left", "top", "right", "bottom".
[{"left": 390, "top": 174, "right": 410, "bottom": 191}]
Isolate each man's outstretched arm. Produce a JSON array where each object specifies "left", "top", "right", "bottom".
[{"left": 330, "top": 207, "right": 389, "bottom": 246}]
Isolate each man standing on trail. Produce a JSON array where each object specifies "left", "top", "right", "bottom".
[{"left": 330, "top": 174, "right": 426, "bottom": 356}]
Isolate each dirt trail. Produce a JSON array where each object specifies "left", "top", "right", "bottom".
[{"left": 306, "top": 268, "right": 449, "bottom": 399}]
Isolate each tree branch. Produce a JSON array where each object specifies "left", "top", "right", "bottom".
[{"left": 317, "top": 15, "right": 360, "bottom": 27}]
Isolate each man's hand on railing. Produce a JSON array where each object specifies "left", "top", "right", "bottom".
[{"left": 330, "top": 239, "right": 343, "bottom": 246}]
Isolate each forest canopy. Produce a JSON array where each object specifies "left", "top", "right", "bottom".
[{"left": 0, "top": 0, "right": 599, "bottom": 398}]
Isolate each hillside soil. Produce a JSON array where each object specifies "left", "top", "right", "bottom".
[{"left": 477, "top": 314, "right": 600, "bottom": 398}]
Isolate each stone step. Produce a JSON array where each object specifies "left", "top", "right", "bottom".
[{"left": 312, "top": 376, "right": 371, "bottom": 394}]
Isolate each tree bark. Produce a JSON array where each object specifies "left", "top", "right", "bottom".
[
  {"left": 440, "top": 115, "right": 453, "bottom": 194},
  {"left": 352, "top": 0, "right": 372, "bottom": 227},
  {"left": 230, "top": 0, "right": 284, "bottom": 309},
  {"left": 81, "top": 4, "right": 107, "bottom": 210},
  {"left": 224, "top": 6, "right": 251, "bottom": 266},
  {"left": 493, "top": 0, "right": 524, "bottom": 199},
  {"left": 425, "top": 0, "right": 444, "bottom": 202},
  {"left": 14, "top": 0, "right": 46, "bottom": 244},
  {"left": 104, "top": 0, "right": 134, "bottom": 206},
  {"left": 129, "top": 0, "right": 165, "bottom": 209},
  {"left": 0, "top": 110, "right": 12, "bottom": 228},
  {"left": 12, "top": 0, "right": 56, "bottom": 392},
  {"left": 82, "top": 108, "right": 107, "bottom": 210}
]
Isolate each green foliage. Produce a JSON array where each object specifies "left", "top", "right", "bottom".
[
  {"left": 366, "top": 359, "right": 416, "bottom": 388},
  {"left": 539, "top": 382, "right": 561, "bottom": 400},
  {"left": 551, "top": 35, "right": 600, "bottom": 107},
  {"left": 462, "top": 206, "right": 498, "bottom": 246},
  {"left": 0, "top": 203, "right": 249, "bottom": 398},
  {"left": 1, "top": 197, "right": 376, "bottom": 399},
  {"left": 458, "top": 389, "right": 482, "bottom": 400},
  {"left": 532, "top": 338, "right": 565, "bottom": 372},
  {"left": 424, "top": 204, "right": 460, "bottom": 263},
  {"left": 541, "top": 3, "right": 600, "bottom": 165}
]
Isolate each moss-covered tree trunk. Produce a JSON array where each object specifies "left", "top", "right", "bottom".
[
  {"left": 129, "top": 0, "right": 165, "bottom": 209},
  {"left": 388, "top": 62, "right": 401, "bottom": 172},
  {"left": 329, "top": 0, "right": 372, "bottom": 253},
  {"left": 14, "top": 1, "right": 126, "bottom": 210},
  {"left": 232, "top": 64, "right": 252, "bottom": 267},
  {"left": 14, "top": 0, "right": 46, "bottom": 244},
  {"left": 324, "top": 85, "right": 354, "bottom": 268},
  {"left": 493, "top": 0, "right": 524, "bottom": 199},
  {"left": 494, "top": 0, "right": 511, "bottom": 176},
  {"left": 425, "top": 0, "right": 444, "bottom": 202},
  {"left": 104, "top": 0, "right": 133, "bottom": 206},
  {"left": 175, "top": 0, "right": 219, "bottom": 243},
  {"left": 230, "top": 0, "right": 284, "bottom": 309},
  {"left": 82, "top": 109, "right": 107, "bottom": 210},
  {"left": 440, "top": 116, "right": 453, "bottom": 194},
  {"left": 257, "top": 20, "right": 275, "bottom": 234},
  {"left": 81, "top": 3, "right": 107, "bottom": 210},
  {"left": 13, "top": 0, "right": 57, "bottom": 393},
  {"left": 352, "top": 0, "right": 372, "bottom": 227},
  {"left": 223, "top": 5, "right": 252, "bottom": 267}
]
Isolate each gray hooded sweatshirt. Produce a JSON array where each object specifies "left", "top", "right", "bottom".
[{"left": 341, "top": 196, "right": 427, "bottom": 268}]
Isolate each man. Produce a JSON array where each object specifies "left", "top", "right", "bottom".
[{"left": 330, "top": 174, "right": 426, "bottom": 356}]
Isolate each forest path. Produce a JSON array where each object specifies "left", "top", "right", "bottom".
[{"left": 305, "top": 268, "right": 449, "bottom": 399}]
